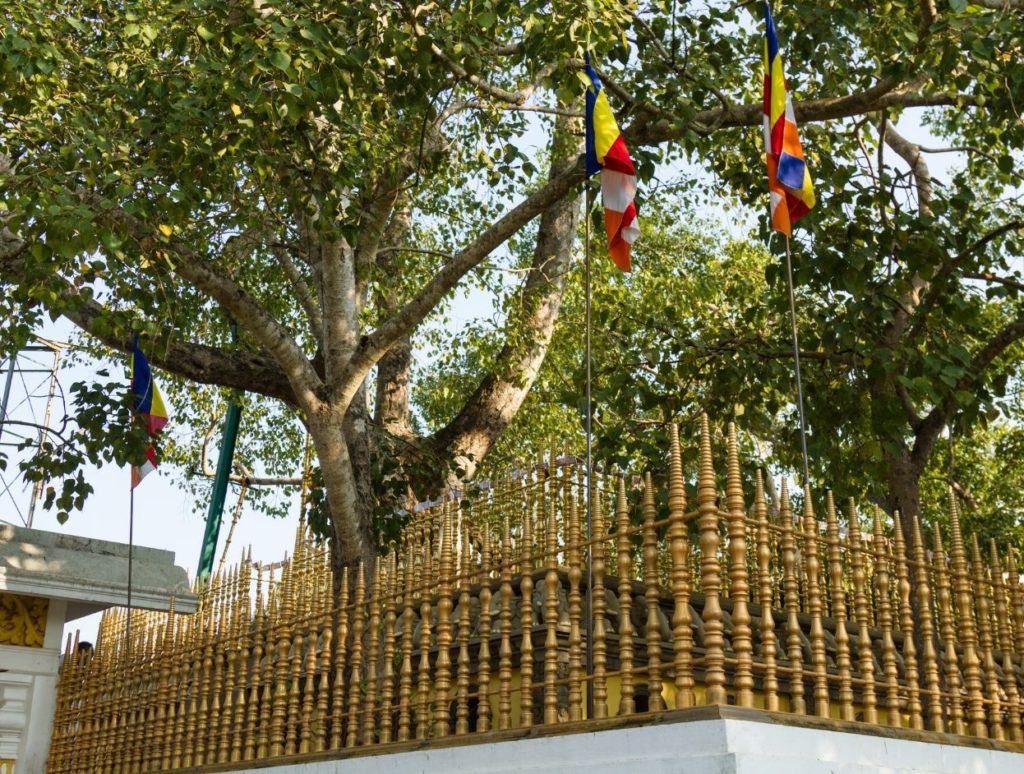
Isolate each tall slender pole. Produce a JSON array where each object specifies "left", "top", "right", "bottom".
[
  {"left": 126, "top": 484, "right": 134, "bottom": 656},
  {"left": 584, "top": 183, "right": 595, "bottom": 720},
  {"left": 783, "top": 235, "right": 812, "bottom": 487}
]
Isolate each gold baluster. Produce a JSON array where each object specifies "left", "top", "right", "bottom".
[
  {"left": 269, "top": 560, "right": 293, "bottom": 757},
  {"left": 434, "top": 502, "right": 455, "bottom": 737},
  {"left": 615, "top": 474, "right": 635, "bottom": 715},
  {"left": 642, "top": 472, "right": 664, "bottom": 712},
  {"left": 256, "top": 571, "right": 278, "bottom": 759},
  {"left": 543, "top": 464, "right": 561, "bottom": 725},
  {"left": 726, "top": 424, "right": 753, "bottom": 708},
  {"left": 232, "top": 563, "right": 252, "bottom": 762},
  {"left": 498, "top": 512, "right": 514, "bottom": 730},
  {"left": 154, "top": 599, "right": 176, "bottom": 770},
  {"left": 779, "top": 481, "right": 804, "bottom": 714},
  {"left": 379, "top": 548, "right": 398, "bottom": 744},
  {"left": 801, "top": 487, "right": 829, "bottom": 718},
  {"left": 325, "top": 567, "right": 349, "bottom": 750},
  {"left": 847, "top": 500, "right": 876, "bottom": 724},
  {"left": 824, "top": 491, "right": 854, "bottom": 721},
  {"left": 243, "top": 565, "right": 265, "bottom": 760},
  {"left": 298, "top": 566, "right": 319, "bottom": 755},
  {"left": 567, "top": 464, "right": 583, "bottom": 721},
  {"left": 457, "top": 524, "right": 473, "bottom": 735},
  {"left": 520, "top": 481, "right": 536, "bottom": 728},
  {"left": 477, "top": 522, "right": 494, "bottom": 732},
  {"left": 697, "top": 415, "right": 727, "bottom": 705},
  {"left": 346, "top": 562, "right": 367, "bottom": 747},
  {"left": 397, "top": 540, "right": 415, "bottom": 742},
  {"left": 892, "top": 513, "right": 922, "bottom": 730},
  {"left": 217, "top": 567, "right": 239, "bottom": 763},
  {"left": 1001, "top": 551, "right": 1024, "bottom": 742},
  {"left": 873, "top": 509, "right": 901, "bottom": 727},
  {"left": 1009, "top": 550, "right": 1024, "bottom": 664},
  {"left": 949, "top": 495, "right": 986, "bottom": 736},
  {"left": 668, "top": 426, "right": 695, "bottom": 709},
  {"left": 194, "top": 581, "right": 217, "bottom": 764},
  {"left": 971, "top": 535, "right": 1004, "bottom": 740},
  {"left": 591, "top": 470, "right": 609, "bottom": 719},
  {"left": 932, "top": 527, "right": 963, "bottom": 734},
  {"left": 415, "top": 512, "right": 433, "bottom": 740},
  {"left": 360, "top": 555, "right": 383, "bottom": 746},
  {"left": 754, "top": 471, "right": 778, "bottom": 711},
  {"left": 910, "top": 516, "right": 943, "bottom": 732}
]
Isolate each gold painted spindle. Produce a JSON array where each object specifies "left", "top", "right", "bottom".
[
  {"left": 892, "top": 513, "right": 922, "bottom": 730},
  {"left": 910, "top": 516, "right": 943, "bottom": 732},
  {"left": 498, "top": 512, "right": 514, "bottom": 730},
  {"left": 520, "top": 487, "right": 536, "bottom": 728},
  {"left": 397, "top": 542, "right": 416, "bottom": 742},
  {"left": 477, "top": 524, "right": 494, "bottom": 733},
  {"left": 456, "top": 524, "right": 473, "bottom": 735},
  {"left": 256, "top": 572, "right": 278, "bottom": 760},
  {"left": 435, "top": 502, "right": 455, "bottom": 737},
  {"left": 379, "top": 548, "right": 399, "bottom": 744},
  {"left": 726, "top": 424, "right": 753, "bottom": 708},
  {"left": 218, "top": 567, "right": 240, "bottom": 764},
  {"left": 1001, "top": 552, "right": 1024, "bottom": 742},
  {"left": 615, "top": 474, "right": 636, "bottom": 715},
  {"left": 801, "top": 487, "right": 829, "bottom": 718},
  {"left": 697, "top": 415, "right": 727, "bottom": 705},
  {"left": 642, "top": 471, "right": 664, "bottom": 711},
  {"left": 543, "top": 465, "right": 561, "bottom": 725},
  {"left": 244, "top": 565, "right": 265, "bottom": 761},
  {"left": 825, "top": 491, "right": 854, "bottom": 721},
  {"left": 346, "top": 562, "right": 367, "bottom": 748},
  {"left": 949, "top": 494, "right": 986, "bottom": 737},
  {"left": 779, "top": 480, "right": 805, "bottom": 714},
  {"left": 328, "top": 568, "right": 350, "bottom": 750},
  {"left": 1009, "top": 550, "right": 1024, "bottom": 663},
  {"left": 847, "top": 500, "right": 877, "bottom": 724},
  {"left": 567, "top": 464, "right": 583, "bottom": 721},
  {"left": 591, "top": 471, "right": 609, "bottom": 719},
  {"left": 299, "top": 566, "right": 320, "bottom": 755},
  {"left": 668, "top": 426, "right": 695, "bottom": 709},
  {"left": 754, "top": 471, "right": 779, "bottom": 711},
  {"left": 872, "top": 509, "right": 901, "bottom": 728},
  {"left": 971, "top": 535, "right": 1004, "bottom": 740},
  {"left": 269, "top": 560, "right": 294, "bottom": 757},
  {"left": 284, "top": 556, "right": 307, "bottom": 756},
  {"left": 415, "top": 514, "right": 434, "bottom": 740},
  {"left": 361, "top": 555, "right": 383, "bottom": 746},
  {"left": 932, "top": 527, "right": 963, "bottom": 734}
]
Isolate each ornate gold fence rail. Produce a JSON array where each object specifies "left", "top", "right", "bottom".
[{"left": 49, "top": 418, "right": 1024, "bottom": 772}]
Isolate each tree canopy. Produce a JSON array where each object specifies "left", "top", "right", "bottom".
[{"left": 3, "top": 1, "right": 1023, "bottom": 566}]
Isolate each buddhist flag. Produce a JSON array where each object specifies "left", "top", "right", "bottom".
[
  {"left": 584, "top": 53, "right": 640, "bottom": 272},
  {"left": 763, "top": 2, "right": 815, "bottom": 236},
  {"left": 130, "top": 336, "right": 169, "bottom": 488}
]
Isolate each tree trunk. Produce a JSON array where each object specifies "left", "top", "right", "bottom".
[{"left": 885, "top": 449, "right": 923, "bottom": 549}]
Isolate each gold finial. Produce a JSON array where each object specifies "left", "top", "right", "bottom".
[
  {"left": 346, "top": 562, "right": 367, "bottom": 747},
  {"left": 825, "top": 490, "right": 853, "bottom": 721},
  {"left": 543, "top": 467, "right": 561, "bottom": 725},
  {"left": 847, "top": 499, "right": 877, "bottom": 724},
  {"left": 566, "top": 461, "right": 583, "bottom": 722},
  {"left": 498, "top": 511, "right": 514, "bottom": 730},
  {"left": 910, "top": 516, "right": 943, "bottom": 732},
  {"left": 643, "top": 471, "right": 664, "bottom": 712},
  {"left": 591, "top": 468, "right": 609, "bottom": 719},
  {"left": 668, "top": 425, "right": 695, "bottom": 709},
  {"left": 949, "top": 493, "right": 986, "bottom": 736},
  {"left": 456, "top": 522, "right": 473, "bottom": 735},
  {"left": 971, "top": 535, "right": 1004, "bottom": 740},
  {"left": 932, "top": 526, "right": 963, "bottom": 734},
  {"left": 892, "top": 512, "right": 921, "bottom": 730},
  {"left": 754, "top": 471, "right": 778, "bottom": 711}
]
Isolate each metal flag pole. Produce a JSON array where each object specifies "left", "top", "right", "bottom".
[
  {"left": 783, "top": 234, "right": 812, "bottom": 487},
  {"left": 126, "top": 477, "right": 135, "bottom": 657},
  {"left": 584, "top": 182, "right": 595, "bottom": 721}
]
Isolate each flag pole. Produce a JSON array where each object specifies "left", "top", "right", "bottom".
[
  {"left": 783, "top": 234, "right": 812, "bottom": 487},
  {"left": 584, "top": 181, "right": 595, "bottom": 721},
  {"left": 126, "top": 481, "right": 134, "bottom": 656}
]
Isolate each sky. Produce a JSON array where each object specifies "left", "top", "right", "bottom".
[{"left": 0, "top": 102, "right": 963, "bottom": 644}]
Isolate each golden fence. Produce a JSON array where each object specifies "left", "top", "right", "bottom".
[{"left": 48, "top": 418, "right": 1024, "bottom": 772}]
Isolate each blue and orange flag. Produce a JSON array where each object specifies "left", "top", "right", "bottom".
[
  {"left": 584, "top": 53, "right": 640, "bottom": 272},
  {"left": 763, "top": 2, "right": 815, "bottom": 235},
  {"left": 130, "top": 336, "right": 170, "bottom": 488}
]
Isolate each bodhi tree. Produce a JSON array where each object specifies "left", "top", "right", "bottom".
[{"left": 3, "top": 1, "right": 1022, "bottom": 568}]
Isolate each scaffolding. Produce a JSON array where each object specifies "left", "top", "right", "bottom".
[{"left": 0, "top": 338, "right": 64, "bottom": 528}]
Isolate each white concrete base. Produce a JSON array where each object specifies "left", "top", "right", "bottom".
[{"left": 199, "top": 712, "right": 1024, "bottom": 774}]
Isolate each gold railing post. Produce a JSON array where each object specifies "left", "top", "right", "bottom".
[
  {"left": 615, "top": 474, "right": 635, "bottom": 715},
  {"left": 362, "top": 555, "right": 384, "bottom": 746},
  {"left": 520, "top": 477, "right": 536, "bottom": 728},
  {"left": 477, "top": 521, "right": 494, "bottom": 733},
  {"left": 544, "top": 465, "right": 561, "bottom": 725},
  {"left": 380, "top": 547, "right": 399, "bottom": 744},
  {"left": 932, "top": 526, "right": 963, "bottom": 734},
  {"left": 457, "top": 524, "right": 473, "bottom": 735},
  {"left": 328, "top": 567, "right": 350, "bottom": 750},
  {"left": 873, "top": 509, "right": 901, "bottom": 728},
  {"left": 346, "top": 561, "right": 367, "bottom": 747},
  {"left": 567, "top": 465, "right": 584, "bottom": 721},
  {"left": 726, "top": 424, "right": 753, "bottom": 708},
  {"left": 755, "top": 471, "right": 778, "bottom": 711},
  {"left": 971, "top": 535, "right": 1004, "bottom": 740},
  {"left": 591, "top": 472, "right": 609, "bottom": 719},
  {"left": 397, "top": 540, "right": 415, "bottom": 742},
  {"left": 642, "top": 472, "right": 664, "bottom": 712},
  {"left": 892, "top": 513, "right": 922, "bottom": 730},
  {"left": 911, "top": 516, "right": 943, "bottom": 733},
  {"left": 498, "top": 511, "right": 514, "bottom": 730},
  {"left": 995, "top": 548, "right": 1024, "bottom": 742},
  {"left": 825, "top": 491, "right": 854, "bottom": 721},
  {"left": 668, "top": 425, "right": 695, "bottom": 709},
  {"left": 949, "top": 494, "right": 987, "bottom": 736},
  {"left": 697, "top": 414, "right": 727, "bottom": 705},
  {"left": 802, "top": 487, "right": 828, "bottom": 719},
  {"left": 779, "top": 481, "right": 804, "bottom": 714},
  {"left": 847, "top": 500, "right": 877, "bottom": 724}
]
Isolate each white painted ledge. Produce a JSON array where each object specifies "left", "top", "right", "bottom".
[{"left": 173, "top": 708, "right": 1024, "bottom": 774}]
